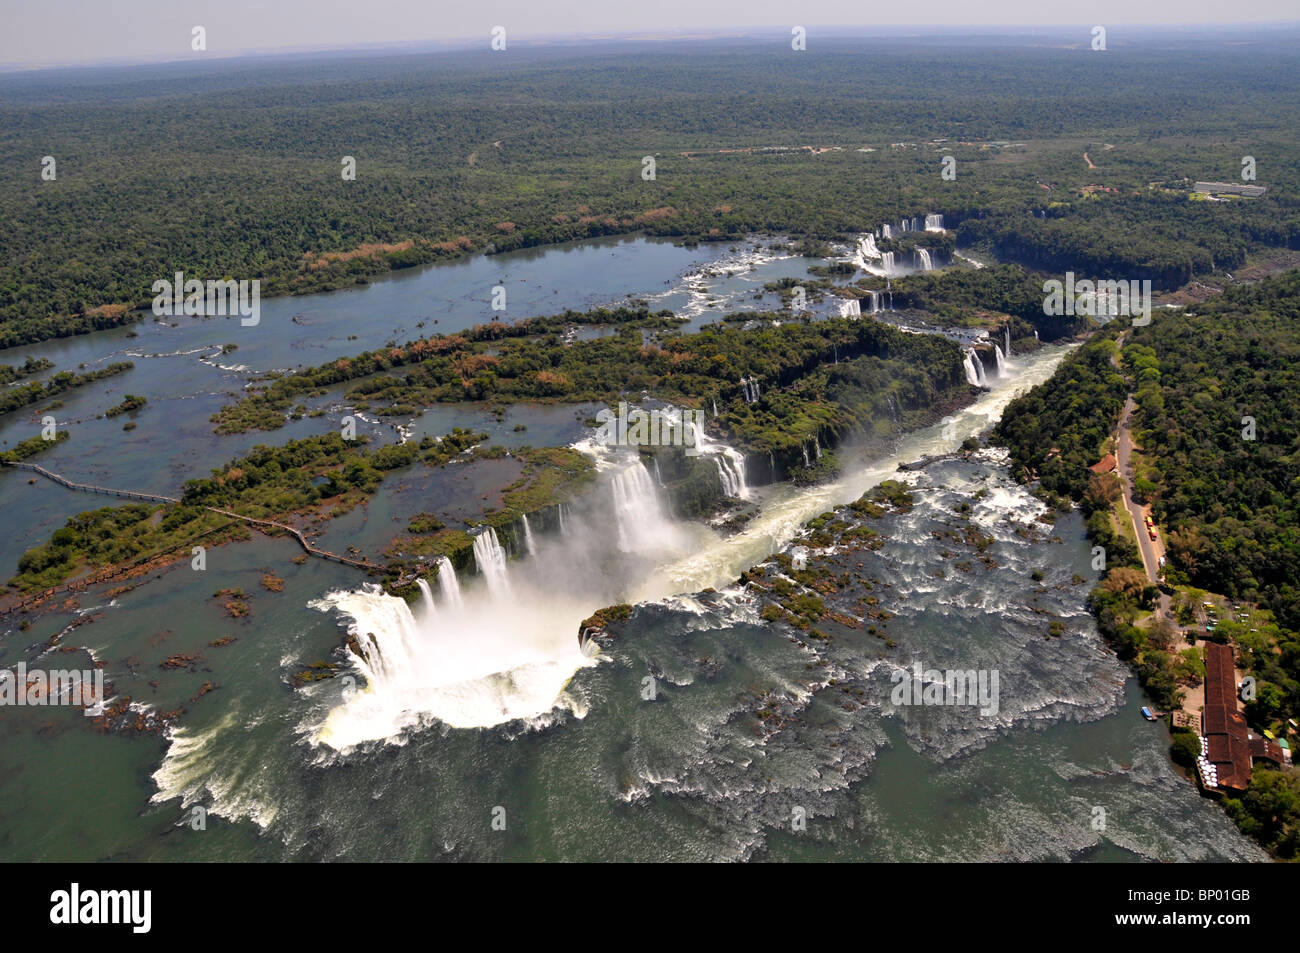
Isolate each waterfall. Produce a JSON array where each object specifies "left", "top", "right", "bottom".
[
  {"left": 521, "top": 513, "right": 537, "bottom": 556},
  {"left": 925, "top": 214, "right": 944, "bottom": 231},
  {"left": 881, "top": 224, "right": 893, "bottom": 239},
  {"left": 880, "top": 252, "right": 895, "bottom": 275},
  {"left": 436, "top": 556, "right": 462, "bottom": 610},
  {"left": 916, "top": 248, "right": 933, "bottom": 271},
  {"left": 472, "top": 528, "right": 511, "bottom": 595},
  {"left": 1005, "top": 324, "right": 1012, "bottom": 357},
  {"left": 415, "top": 578, "right": 437, "bottom": 619},
  {"left": 912, "top": 217, "right": 922, "bottom": 232},
  {"left": 839, "top": 298, "right": 861, "bottom": 319},
  {"left": 685, "top": 421, "right": 749, "bottom": 499},
  {"left": 859, "top": 234, "right": 881, "bottom": 260},
  {"left": 814, "top": 436, "right": 822, "bottom": 460},
  {"left": 712, "top": 451, "right": 748, "bottom": 499},
  {"left": 558, "top": 504, "right": 569, "bottom": 537},
  {"left": 963, "top": 350, "right": 982, "bottom": 387},
  {"left": 802, "top": 443, "right": 812, "bottom": 468},
  {"left": 1034, "top": 329, "right": 1039, "bottom": 340},
  {"left": 900, "top": 218, "right": 909, "bottom": 232},
  {"left": 864, "top": 290, "right": 880, "bottom": 313},
  {"left": 653, "top": 457, "right": 664, "bottom": 486},
  {"left": 712, "top": 398, "right": 718, "bottom": 418},
  {"left": 994, "top": 344, "right": 1005, "bottom": 377},
  {"left": 611, "top": 461, "right": 677, "bottom": 551}
]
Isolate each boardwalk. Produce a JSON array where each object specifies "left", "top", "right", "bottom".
[{"left": 4, "top": 460, "right": 384, "bottom": 580}]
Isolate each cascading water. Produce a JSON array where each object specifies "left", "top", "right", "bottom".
[
  {"left": 994, "top": 344, "right": 1006, "bottom": 377},
  {"left": 880, "top": 252, "right": 895, "bottom": 275},
  {"left": 916, "top": 248, "right": 934, "bottom": 271},
  {"left": 963, "top": 350, "right": 982, "bottom": 387},
  {"left": 611, "top": 460, "right": 680, "bottom": 552},
  {"left": 839, "top": 298, "right": 861, "bottom": 318},
  {"left": 416, "top": 578, "right": 437, "bottom": 620},
  {"left": 1005, "top": 324, "right": 1012, "bottom": 357},
  {"left": 521, "top": 513, "right": 538, "bottom": 556},
  {"left": 558, "top": 504, "right": 569, "bottom": 536},
  {"left": 859, "top": 234, "right": 881, "bottom": 260},
  {"left": 309, "top": 344, "right": 1080, "bottom": 752},
  {"left": 911, "top": 216, "right": 923, "bottom": 231},
  {"left": 881, "top": 224, "right": 893, "bottom": 239},
  {"left": 436, "top": 556, "right": 462, "bottom": 610},
  {"left": 925, "top": 214, "right": 945, "bottom": 231},
  {"left": 472, "top": 528, "right": 511, "bottom": 596}
]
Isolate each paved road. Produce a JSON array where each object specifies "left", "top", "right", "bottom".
[{"left": 1111, "top": 340, "right": 1173, "bottom": 621}]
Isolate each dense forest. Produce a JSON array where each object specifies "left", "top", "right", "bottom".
[
  {"left": 2, "top": 39, "right": 1299, "bottom": 346},
  {"left": 996, "top": 269, "right": 1300, "bottom": 858}
]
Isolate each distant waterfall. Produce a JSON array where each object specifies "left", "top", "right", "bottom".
[
  {"left": 925, "top": 214, "right": 945, "bottom": 231},
  {"left": 611, "top": 461, "right": 676, "bottom": 552},
  {"left": 712, "top": 398, "right": 718, "bottom": 418},
  {"left": 994, "top": 344, "right": 1006, "bottom": 377},
  {"left": 900, "top": 218, "right": 909, "bottom": 232},
  {"left": 911, "top": 216, "right": 922, "bottom": 231},
  {"left": 814, "top": 436, "right": 822, "bottom": 460},
  {"left": 879, "top": 252, "right": 895, "bottom": 275},
  {"left": 652, "top": 457, "right": 664, "bottom": 486},
  {"left": 1005, "top": 324, "right": 1012, "bottom": 357},
  {"left": 521, "top": 513, "right": 537, "bottom": 556},
  {"left": 839, "top": 298, "right": 861, "bottom": 318},
  {"left": 916, "top": 248, "right": 934, "bottom": 271},
  {"left": 740, "top": 377, "right": 761, "bottom": 403},
  {"left": 558, "top": 504, "right": 569, "bottom": 537},
  {"left": 436, "top": 556, "right": 462, "bottom": 610},
  {"left": 863, "top": 290, "right": 880, "bottom": 313},
  {"left": 472, "top": 528, "right": 511, "bottom": 595},
  {"left": 859, "top": 234, "right": 881, "bottom": 259},
  {"left": 963, "top": 349, "right": 985, "bottom": 387},
  {"left": 881, "top": 224, "right": 893, "bottom": 240},
  {"left": 416, "top": 578, "right": 437, "bottom": 620},
  {"left": 802, "top": 443, "right": 812, "bottom": 468}
]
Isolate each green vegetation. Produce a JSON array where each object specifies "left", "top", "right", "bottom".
[
  {"left": 213, "top": 309, "right": 971, "bottom": 480},
  {"left": 0, "top": 429, "right": 68, "bottom": 463},
  {"left": 3, "top": 42, "right": 1299, "bottom": 344},
  {"left": 0, "top": 357, "right": 54, "bottom": 384},
  {"left": 105, "top": 394, "right": 146, "bottom": 417},
  {"left": 0, "top": 362, "right": 133, "bottom": 416}
]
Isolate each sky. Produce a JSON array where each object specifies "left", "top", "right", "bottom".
[{"left": 2, "top": 0, "right": 1298, "bottom": 68}]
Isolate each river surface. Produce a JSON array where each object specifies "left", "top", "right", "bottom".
[{"left": 0, "top": 235, "right": 1262, "bottom": 861}]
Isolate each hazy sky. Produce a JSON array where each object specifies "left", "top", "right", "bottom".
[{"left": 3, "top": 0, "right": 1297, "bottom": 68}]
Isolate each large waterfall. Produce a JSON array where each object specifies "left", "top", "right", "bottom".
[
  {"left": 925, "top": 214, "right": 945, "bottom": 231},
  {"left": 916, "top": 248, "right": 934, "bottom": 271},
  {"left": 859, "top": 234, "right": 881, "bottom": 260},
  {"left": 472, "top": 528, "right": 511, "bottom": 595},
  {"left": 963, "top": 349, "right": 987, "bottom": 387},
  {"left": 879, "top": 252, "right": 895, "bottom": 275},
  {"left": 863, "top": 290, "right": 881, "bottom": 313},
  {"left": 611, "top": 460, "right": 679, "bottom": 552},
  {"left": 839, "top": 298, "right": 861, "bottom": 318}
]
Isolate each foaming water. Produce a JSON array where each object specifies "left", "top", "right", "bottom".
[
  {"left": 307, "top": 345, "right": 1072, "bottom": 749},
  {"left": 634, "top": 343, "right": 1075, "bottom": 599}
]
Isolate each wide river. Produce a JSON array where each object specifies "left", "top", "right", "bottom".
[{"left": 0, "top": 235, "right": 1262, "bottom": 861}]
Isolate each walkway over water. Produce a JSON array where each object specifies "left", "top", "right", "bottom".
[{"left": 2, "top": 461, "right": 386, "bottom": 613}]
